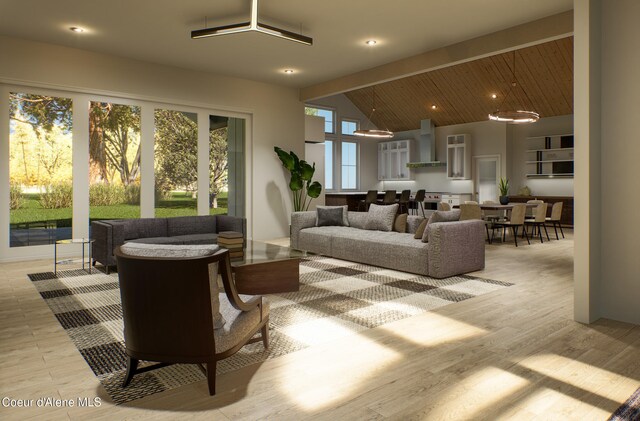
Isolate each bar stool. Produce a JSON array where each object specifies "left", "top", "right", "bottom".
[
  {"left": 397, "top": 190, "right": 411, "bottom": 213},
  {"left": 410, "top": 189, "right": 426, "bottom": 216},
  {"left": 358, "top": 190, "right": 378, "bottom": 211}
]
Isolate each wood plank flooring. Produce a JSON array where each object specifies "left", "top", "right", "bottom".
[{"left": 1, "top": 230, "right": 638, "bottom": 420}]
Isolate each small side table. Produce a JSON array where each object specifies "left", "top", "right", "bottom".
[{"left": 54, "top": 238, "right": 95, "bottom": 275}]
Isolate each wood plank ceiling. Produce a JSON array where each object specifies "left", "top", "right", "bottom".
[{"left": 344, "top": 37, "right": 573, "bottom": 131}]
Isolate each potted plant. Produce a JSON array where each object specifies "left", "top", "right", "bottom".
[
  {"left": 274, "top": 147, "right": 322, "bottom": 211},
  {"left": 498, "top": 178, "right": 510, "bottom": 205}
]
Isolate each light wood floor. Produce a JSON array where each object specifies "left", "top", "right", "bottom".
[{"left": 1, "top": 230, "right": 638, "bottom": 420}]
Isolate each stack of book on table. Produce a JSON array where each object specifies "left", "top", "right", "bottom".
[{"left": 218, "top": 231, "right": 244, "bottom": 259}]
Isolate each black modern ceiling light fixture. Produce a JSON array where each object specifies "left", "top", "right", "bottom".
[
  {"left": 354, "top": 86, "right": 394, "bottom": 139},
  {"left": 488, "top": 51, "right": 540, "bottom": 124},
  {"left": 191, "top": 0, "right": 313, "bottom": 46}
]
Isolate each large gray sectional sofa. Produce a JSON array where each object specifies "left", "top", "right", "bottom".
[
  {"left": 91, "top": 215, "right": 245, "bottom": 272},
  {"left": 291, "top": 211, "right": 485, "bottom": 278}
]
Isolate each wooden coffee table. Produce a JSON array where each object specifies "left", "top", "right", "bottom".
[{"left": 230, "top": 240, "right": 306, "bottom": 295}]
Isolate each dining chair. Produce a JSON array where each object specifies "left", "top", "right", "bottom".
[
  {"left": 491, "top": 203, "right": 529, "bottom": 247},
  {"left": 382, "top": 190, "right": 397, "bottom": 205},
  {"left": 481, "top": 200, "right": 502, "bottom": 222},
  {"left": 460, "top": 204, "right": 491, "bottom": 243},
  {"left": 358, "top": 190, "right": 378, "bottom": 211},
  {"left": 411, "top": 189, "right": 426, "bottom": 217},
  {"left": 526, "top": 199, "right": 543, "bottom": 218},
  {"left": 439, "top": 201, "right": 451, "bottom": 211},
  {"left": 397, "top": 189, "right": 411, "bottom": 213},
  {"left": 525, "top": 202, "right": 550, "bottom": 243},
  {"left": 546, "top": 202, "right": 565, "bottom": 239}
]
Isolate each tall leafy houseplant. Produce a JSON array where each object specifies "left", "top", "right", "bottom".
[
  {"left": 274, "top": 147, "right": 322, "bottom": 211},
  {"left": 498, "top": 177, "right": 510, "bottom": 205}
]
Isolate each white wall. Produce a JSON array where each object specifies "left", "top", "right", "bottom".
[
  {"left": 306, "top": 94, "right": 378, "bottom": 191},
  {"left": 510, "top": 114, "right": 574, "bottom": 196},
  {"left": 596, "top": 0, "right": 640, "bottom": 324},
  {"left": 0, "top": 35, "right": 304, "bottom": 262}
]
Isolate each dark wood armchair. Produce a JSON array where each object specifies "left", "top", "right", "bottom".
[{"left": 114, "top": 246, "right": 269, "bottom": 395}]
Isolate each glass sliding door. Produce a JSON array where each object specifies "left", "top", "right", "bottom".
[
  {"left": 9, "top": 92, "right": 73, "bottom": 247},
  {"left": 208, "top": 115, "right": 245, "bottom": 217},
  {"left": 154, "top": 109, "right": 198, "bottom": 217},
  {"left": 89, "top": 102, "right": 141, "bottom": 222}
]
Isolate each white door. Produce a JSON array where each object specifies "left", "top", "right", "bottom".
[{"left": 473, "top": 155, "right": 501, "bottom": 203}]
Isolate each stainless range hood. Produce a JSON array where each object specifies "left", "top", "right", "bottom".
[{"left": 407, "top": 119, "right": 445, "bottom": 168}]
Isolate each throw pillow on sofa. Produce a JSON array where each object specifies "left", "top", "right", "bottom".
[
  {"left": 393, "top": 213, "right": 408, "bottom": 233},
  {"left": 317, "top": 207, "right": 345, "bottom": 227},
  {"left": 365, "top": 203, "right": 399, "bottom": 232},
  {"left": 421, "top": 209, "right": 462, "bottom": 242},
  {"left": 414, "top": 218, "right": 428, "bottom": 239},
  {"left": 316, "top": 205, "right": 349, "bottom": 226}
]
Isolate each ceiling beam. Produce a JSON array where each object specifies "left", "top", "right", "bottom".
[{"left": 300, "top": 10, "right": 573, "bottom": 101}]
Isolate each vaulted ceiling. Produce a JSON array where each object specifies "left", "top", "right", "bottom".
[{"left": 344, "top": 37, "right": 573, "bottom": 130}]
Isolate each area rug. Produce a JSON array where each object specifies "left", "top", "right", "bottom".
[
  {"left": 28, "top": 256, "right": 512, "bottom": 405},
  {"left": 609, "top": 386, "right": 640, "bottom": 421}
]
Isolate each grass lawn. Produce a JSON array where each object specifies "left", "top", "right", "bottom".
[{"left": 10, "top": 192, "right": 229, "bottom": 225}]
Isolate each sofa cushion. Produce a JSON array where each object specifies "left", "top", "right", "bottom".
[
  {"left": 330, "top": 230, "right": 429, "bottom": 275},
  {"left": 167, "top": 216, "right": 216, "bottom": 237},
  {"left": 316, "top": 205, "right": 349, "bottom": 227},
  {"left": 364, "top": 203, "right": 398, "bottom": 232},
  {"left": 123, "top": 218, "right": 168, "bottom": 240},
  {"left": 346, "top": 211, "right": 368, "bottom": 229},
  {"left": 393, "top": 213, "right": 408, "bottom": 233},
  {"left": 120, "top": 242, "right": 220, "bottom": 258},
  {"left": 215, "top": 295, "right": 269, "bottom": 352},
  {"left": 317, "top": 207, "right": 345, "bottom": 227},
  {"left": 422, "top": 209, "right": 461, "bottom": 242}
]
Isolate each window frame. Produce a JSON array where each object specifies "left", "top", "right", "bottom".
[
  {"left": 341, "top": 118, "right": 360, "bottom": 136},
  {"left": 340, "top": 140, "right": 359, "bottom": 191}
]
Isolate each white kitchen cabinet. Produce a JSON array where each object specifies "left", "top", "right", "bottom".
[
  {"left": 446, "top": 134, "right": 471, "bottom": 179},
  {"left": 441, "top": 194, "right": 472, "bottom": 207},
  {"left": 378, "top": 139, "right": 412, "bottom": 180}
]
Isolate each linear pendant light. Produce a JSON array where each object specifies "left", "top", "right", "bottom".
[
  {"left": 354, "top": 86, "right": 394, "bottom": 139},
  {"left": 489, "top": 51, "right": 539, "bottom": 124},
  {"left": 191, "top": 0, "right": 313, "bottom": 46}
]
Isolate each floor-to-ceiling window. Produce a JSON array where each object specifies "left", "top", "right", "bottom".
[
  {"left": 89, "top": 102, "right": 141, "bottom": 221},
  {"left": 341, "top": 141, "right": 358, "bottom": 190},
  {"left": 9, "top": 92, "right": 73, "bottom": 247},
  {"left": 2, "top": 85, "right": 248, "bottom": 256},
  {"left": 154, "top": 109, "right": 198, "bottom": 217}
]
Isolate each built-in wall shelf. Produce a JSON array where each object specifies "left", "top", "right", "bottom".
[
  {"left": 526, "top": 159, "right": 574, "bottom": 164},
  {"left": 525, "top": 174, "right": 574, "bottom": 178},
  {"left": 525, "top": 134, "right": 574, "bottom": 178}
]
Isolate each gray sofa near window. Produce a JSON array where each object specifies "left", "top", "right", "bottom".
[
  {"left": 290, "top": 211, "right": 485, "bottom": 279},
  {"left": 91, "top": 215, "right": 246, "bottom": 272}
]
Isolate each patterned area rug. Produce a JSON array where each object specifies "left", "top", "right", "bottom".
[
  {"left": 609, "top": 386, "right": 640, "bottom": 421},
  {"left": 28, "top": 256, "right": 511, "bottom": 405}
]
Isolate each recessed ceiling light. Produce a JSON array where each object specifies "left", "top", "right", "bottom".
[
  {"left": 491, "top": 93, "right": 498, "bottom": 99},
  {"left": 431, "top": 105, "right": 437, "bottom": 110},
  {"left": 365, "top": 40, "right": 377, "bottom": 46},
  {"left": 69, "top": 26, "right": 85, "bottom": 33},
  {"left": 284, "top": 69, "right": 294, "bottom": 74}
]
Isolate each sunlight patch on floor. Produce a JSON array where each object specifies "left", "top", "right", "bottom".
[
  {"left": 277, "top": 334, "right": 401, "bottom": 411},
  {"left": 378, "top": 312, "right": 487, "bottom": 346},
  {"left": 429, "top": 367, "right": 530, "bottom": 419},
  {"left": 518, "top": 353, "right": 635, "bottom": 397}
]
